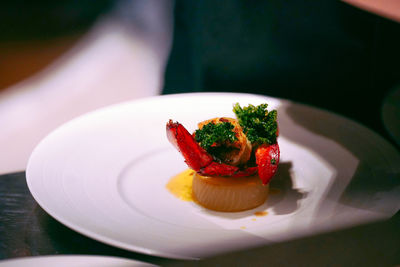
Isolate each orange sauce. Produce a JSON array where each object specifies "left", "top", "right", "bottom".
[
  {"left": 254, "top": 211, "right": 268, "bottom": 217},
  {"left": 166, "top": 169, "right": 195, "bottom": 201}
]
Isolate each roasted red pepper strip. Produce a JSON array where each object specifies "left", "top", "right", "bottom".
[{"left": 255, "top": 143, "right": 280, "bottom": 184}]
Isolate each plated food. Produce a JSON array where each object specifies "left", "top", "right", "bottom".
[
  {"left": 27, "top": 92, "right": 400, "bottom": 259},
  {"left": 166, "top": 103, "right": 280, "bottom": 212}
]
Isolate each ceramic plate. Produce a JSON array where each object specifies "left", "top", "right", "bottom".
[
  {"left": 26, "top": 93, "right": 400, "bottom": 260},
  {"left": 0, "top": 255, "right": 153, "bottom": 267}
]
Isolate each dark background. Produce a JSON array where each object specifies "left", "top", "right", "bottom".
[{"left": 164, "top": 1, "right": 400, "bottom": 138}]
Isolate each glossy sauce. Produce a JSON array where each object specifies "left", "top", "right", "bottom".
[
  {"left": 254, "top": 211, "right": 268, "bottom": 217},
  {"left": 166, "top": 169, "right": 195, "bottom": 201}
]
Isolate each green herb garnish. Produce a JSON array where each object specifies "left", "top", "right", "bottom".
[
  {"left": 233, "top": 103, "right": 277, "bottom": 145},
  {"left": 194, "top": 121, "right": 237, "bottom": 151}
]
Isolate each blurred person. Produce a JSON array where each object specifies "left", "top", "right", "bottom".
[
  {"left": 0, "top": 0, "right": 172, "bottom": 173},
  {"left": 163, "top": 1, "right": 400, "bottom": 135}
]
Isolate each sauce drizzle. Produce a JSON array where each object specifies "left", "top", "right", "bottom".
[
  {"left": 166, "top": 169, "right": 195, "bottom": 201},
  {"left": 254, "top": 211, "right": 268, "bottom": 217}
]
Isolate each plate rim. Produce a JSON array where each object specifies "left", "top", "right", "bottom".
[{"left": 26, "top": 92, "right": 400, "bottom": 260}]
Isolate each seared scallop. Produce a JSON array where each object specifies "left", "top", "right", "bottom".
[{"left": 197, "top": 117, "right": 252, "bottom": 166}]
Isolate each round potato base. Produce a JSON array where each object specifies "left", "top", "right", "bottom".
[{"left": 192, "top": 173, "right": 269, "bottom": 212}]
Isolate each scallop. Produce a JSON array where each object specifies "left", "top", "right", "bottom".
[{"left": 197, "top": 117, "right": 252, "bottom": 166}]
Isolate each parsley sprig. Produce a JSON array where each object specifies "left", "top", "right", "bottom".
[
  {"left": 233, "top": 103, "right": 277, "bottom": 145},
  {"left": 194, "top": 122, "right": 237, "bottom": 151}
]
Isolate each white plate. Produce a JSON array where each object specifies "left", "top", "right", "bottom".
[
  {"left": 26, "top": 93, "right": 400, "bottom": 260},
  {"left": 0, "top": 255, "right": 154, "bottom": 267}
]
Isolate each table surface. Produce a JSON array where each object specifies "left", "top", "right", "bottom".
[
  {"left": 0, "top": 172, "right": 176, "bottom": 266},
  {"left": 1, "top": 172, "right": 399, "bottom": 266}
]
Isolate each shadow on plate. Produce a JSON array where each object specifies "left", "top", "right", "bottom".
[
  {"left": 268, "top": 161, "right": 308, "bottom": 215},
  {"left": 199, "top": 161, "right": 308, "bottom": 220},
  {"left": 279, "top": 102, "right": 400, "bottom": 218}
]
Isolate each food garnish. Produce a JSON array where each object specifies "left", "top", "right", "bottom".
[
  {"left": 233, "top": 103, "right": 278, "bottom": 145},
  {"left": 194, "top": 121, "right": 237, "bottom": 151},
  {"left": 166, "top": 103, "right": 279, "bottom": 185}
]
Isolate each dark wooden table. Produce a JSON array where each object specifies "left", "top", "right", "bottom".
[
  {"left": 0, "top": 172, "right": 176, "bottom": 266},
  {"left": 1, "top": 171, "right": 399, "bottom": 266}
]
